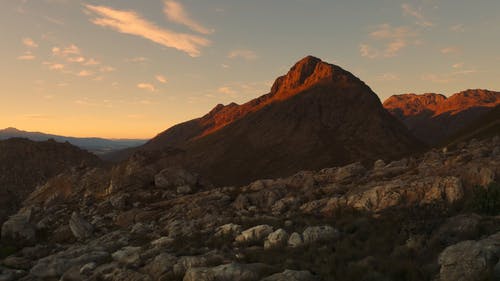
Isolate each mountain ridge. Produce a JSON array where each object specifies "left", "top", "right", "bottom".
[
  {"left": 0, "top": 127, "right": 147, "bottom": 156},
  {"left": 383, "top": 89, "right": 500, "bottom": 145}
]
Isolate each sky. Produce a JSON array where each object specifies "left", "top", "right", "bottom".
[{"left": 0, "top": 0, "right": 499, "bottom": 138}]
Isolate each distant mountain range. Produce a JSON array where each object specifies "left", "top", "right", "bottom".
[
  {"left": 0, "top": 127, "right": 147, "bottom": 155},
  {"left": 127, "top": 56, "right": 424, "bottom": 186},
  {"left": 383, "top": 89, "right": 500, "bottom": 145}
]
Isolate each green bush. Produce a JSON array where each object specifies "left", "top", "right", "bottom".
[{"left": 469, "top": 182, "right": 500, "bottom": 215}]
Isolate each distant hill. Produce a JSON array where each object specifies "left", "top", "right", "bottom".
[
  {"left": 130, "top": 56, "right": 423, "bottom": 186},
  {"left": 383, "top": 89, "right": 500, "bottom": 145},
  {"left": 0, "top": 138, "right": 101, "bottom": 227},
  {"left": 0, "top": 127, "right": 147, "bottom": 155}
]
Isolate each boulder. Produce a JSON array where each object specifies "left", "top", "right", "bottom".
[
  {"left": 261, "top": 269, "right": 319, "bottom": 281},
  {"left": 154, "top": 168, "right": 198, "bottom": 189},
  {"left": 30, "top": 248, "right": 110, "bottom": 278},
  {"left": 431, "top": 214, "right": 482, "bottom": 246},
  {"left": 112, "top": 246, "right": 142, "bottom": 266},
  {"left": 438, "top": 232, "right": 500, "bottom": 281},
  {"left": 235, "top": 225, "right": 274, "bottom": 244},
  {"left": 334, "top": 162, "right": 366, "bottom": 182},
  {"left": 215, "top": 223, "right": 242, "bottom": 238},
  {"left": 302, "top": 225, "right": 339, "bottom": 244},
  {"left": 1, "top": 208, "right": 36, "bottom": 245},
  {"left": 264, "top": 229, "right": 289, "bottom": 249},
  {"left": 69, "top": 212, "right": 93, "bottom": 240},
  {"left": 287, "top": 232, "right": 304, "bottom": 248},
  {"left": 183, "top": 263, "right": 269, "bottom": 281}
]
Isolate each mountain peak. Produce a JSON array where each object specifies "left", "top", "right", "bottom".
[{"left": 270, "top": 56, "right": 356, "bottom": 99}]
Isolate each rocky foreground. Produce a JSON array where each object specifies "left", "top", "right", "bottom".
[{"left": 1, "top": 136, "right": 499, "bottom": 281}]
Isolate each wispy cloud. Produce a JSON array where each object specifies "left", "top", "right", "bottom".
[
  {"left": 52, "top": 44, "right": 80, "bottom": 56},
  {"left": 163, "top": 0, "right": 213, "bottom": 35},
  {"left": 401, "top": 3, "right": 433, "bottom": 27},
  {"left": 44, "top": 62, "right": 65, "bottom": 70},
  {"left": 359, "top": 44, "right": 378, "bottom": 59},
  {"left": 217, "top": 86, "right": 236, "bottom": 96},
  {"left": 155, "top": 75, "right": 168, "bottom": 83},
  {"left": 452, "top": 62, "right": 464, "bottom": 68},
  {"left": 360, "top": 24, "right": 418, "bottom": 58},
  {"left": 84, "top": 4, "right": 210, "bottom": 57},
  {"left": 125, "top": 57, "right": 149, "bottom": 63},
  {"left": 440, "top": 47, "right": 461, "bottom": 55},
  {"left": 22, "top": 38, "right": 38, "bottom": 48},
  {"left": 421, "top": 68, "right": 478, "bottom": 84},
  {"left": 77, "top": 70, "right": 93, "bottom": 77},
  {"left": 227, "top": 49, "right": 258, "bottom": 60},
  {"left": 137, "top": 83, "right": 156, "bottom": 92},
  {"left": 17, "top": 51, "right": 36, "bottom": 60},
  {"left": 450, "top": 24, "right": 465, "bottom": 33},
  {"left": 376, "top": 73, "right": 400, "bottom": 81}
]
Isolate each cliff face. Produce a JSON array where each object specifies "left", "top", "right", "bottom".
[{"left": 384, "top": 89, "right": 500, "bottom": 145}]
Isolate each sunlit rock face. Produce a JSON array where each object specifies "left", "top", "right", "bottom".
[{"left": 384, "top": 89, "right": 500, "bottom": 145}]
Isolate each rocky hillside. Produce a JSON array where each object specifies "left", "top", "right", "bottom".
[
  {"left": 444, "top": 105, "right": 500, "bottom": 147},
  {"left": 135, "top": 56, "right": 423, "bottom": 186},
  {"left": 0, "top": 138, "right": 101, "bottom": 228},
  {"left": 383, "top": 89, "right": 500, "bottom": 145},
  {"left": 1, "top": 134, "right": 498, "bottom": 280}
]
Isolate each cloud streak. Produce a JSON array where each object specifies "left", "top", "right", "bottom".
[
  {"left": 402, "top": 3, "right": 433, "bottom": 27},
  {"left": 163, "top": 0, "right": 213, "bottom": 35},
  {"left": 84, "top": 4, "right": 210, "bottom": 57},
  {"left": 227, "top": 49, "right": 258, "bottom": 60},
  {"left": 137, "top": 83, "right": 156, "bottom": 92},
  {"left": 23, "top": 38, "right": 38, "bottom": 48},
  {"left": 360, "top": 24, "right": 418, "bottom": 58}
]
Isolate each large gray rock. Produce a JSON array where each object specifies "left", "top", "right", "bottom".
[
  {"left": 183, "top": 263, "right": 269, "bottom": 281},
  {"left": 438, "top": 232, "right": 500, "bottom": 281},
  {"left": 264, "top": 229, "right": 289, "bottom": 249},
  {"left": 302, "top": 225, "right": 339, "bottom": 244},
  {"left": 261, "top": 269, "right": 319, "bottom": 281},
  {"left": 235, "top": 225, "right": 274, "bottom": 244},
  {"left": 215, "top": 223, "right": 242, "bottom": 238},
  {"left": 1, "top": 208, "right": 36, "bottom": 245},
  {"left": 30, "top": 248, "right": 110, "bottom": 278},
  {"left": 154, "top": 168, "right": 198, "bottom": 189},
  {"left": 112, "top": 246, "right": 142, "bottom": 266},
  {"left": 334, "top": 162, "right": 366, "bottom": 182},
  {"left": 69, "top": 212, "right": 93, "bottom": 240},
  {"left": 288, "top": 232, "right": 304, "bottom": 248}
]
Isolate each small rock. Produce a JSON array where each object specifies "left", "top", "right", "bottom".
[
  {"left": 235, "top": 225, "right": 274, "bottom": 244},
  {"left": 288, "top": 232, "right": 304, "bottom": 248},
  {"left": 261, "top": 269, "right": 319, "bottom": 281},
  {"left": 215, "top": 223, "right": 242, "bottom": 237},
  {"left": 302, "top": 225, "right": 340, "bottom": 244},
  {"left": 69, "top": 212, "right": 93, "bottom": 240},
  {"left": 264, "top": 229, "right": 289, "bottom": 249},
  {"left": 112, "top": 246, "right": 142, "bottom": 266}
]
